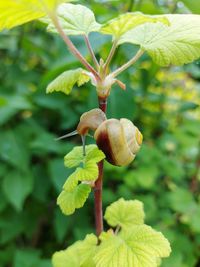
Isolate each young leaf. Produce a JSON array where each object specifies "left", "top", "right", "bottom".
[
  {"left": 94, "top": 225, "right": 171, "bottom": 267},
  {"left": 46, "top": 68, "right": 90, "bottom": 95},
  {"left": 64, "top": 145, "right": 105, "bottom": 168},
  {"left": 104, "top": 198, "right": 145, "bottom": 229},
  {"left": 0, "top": 0, "right": 68, "bottom": 30},
  {"left": 119, "top": 14, "right": 200, "bottom": 66},
  {"left": 57, "top": 184, "right": 91, "bottom": 215},
  {"left": 63, "top": 145, "right": 105, "bottom": 192},
  {"left": 45, "top": 3, "right": 101, "bottom": 36},
  {"left": 100, "top": 12, "right": 169, "bottom": 39}
]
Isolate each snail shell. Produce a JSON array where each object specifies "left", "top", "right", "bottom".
[{"left": 94, "top": 118, "right": 143, "bottom": 166}]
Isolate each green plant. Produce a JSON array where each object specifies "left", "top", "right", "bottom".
[{"left": 1, "top": 1, "right": 200, "bottom": 266}]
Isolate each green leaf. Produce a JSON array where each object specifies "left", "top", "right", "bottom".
[
  {"left": 57, "top": 184, "right": 91, "bottom": 215},
  {"left": 2, "top": 171, "right": 33, "bottom": 211},
  {"left": 63, "top": 161, "right": 99, "bottom": 191},
  {"left": 0, "top": 0, "right": 67, "bottom": 30},
  {"left": 94, "top": 225, "right": 171, "bottom": 267},
  {"left": 52, "top": 241, "right": 81, "bottom": 267},
  {"left": 104, "top": 198, "right": 145, "bottom": 229},
  {"left": 64, "top": 145, "right": 105, "bottom": 168},
  {"left": 46, "top": 3, "right": 101, "bottom": 35},
  {"left": 100, "top": 12, "right": 169, "bottom": 39},
  {"left": 119, "top": 14, "right": 200, "bottom": 66},
  {"left": 79, "top": 234, "right": 97, "bottom": 267},
  {"left": 46, "top": 68, "right": 90, "bottom": 95},
  {"left": 52, "top": 234, "right": 97, "bottom": 267}
]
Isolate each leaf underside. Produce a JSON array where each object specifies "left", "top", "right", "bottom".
[
  {"left": 45, "top": 3, "right": 101, "bottom": 35},
  {"left": 119, "top": 14, "right": 200, "bottom": 66},
  {"left": 100, "top": 12, "right": 169, "bottom": 39}
]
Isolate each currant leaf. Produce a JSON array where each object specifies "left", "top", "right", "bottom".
[
  {"left": 119, "top": 14, "right": 200, "bottom": 66},
  {"left": 94, "top": 225, "right": 171, "bottom": 267},
  {"left": 104, "top": 198, "right": 145, "bottom": 229},
  {"left": 0, "top": 0, "right": 68, "bottom": 30},
  {"left": 57, "top": 184, "right": 91, "bottom": 215},
  {"left": 46, "top": 68, "right": 90, "bottom": 95},
  {"left": 45, "top": 3, "right": 101, "bottom": 36},
  {"left": 100, "top": 12, "right": 169, "bottom": 39}
]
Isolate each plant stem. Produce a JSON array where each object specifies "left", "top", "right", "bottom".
[
  {"left": 111, "top": 49, "right": 144, "bottom": 77},
  {"left": 50, "top": 15, "right": 101, "bottom": 81},
  {"left": 104, "top": 39, "right": 118, "bottom": 71},
  {"left": 84, "top": 35, "right": 99, "bottom": 69},
  {"left": 94, "top": 97, "right": 107, "bottom": 237}
]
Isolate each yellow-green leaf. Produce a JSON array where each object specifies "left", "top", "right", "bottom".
[
  {"left": 100, "top": 12, "right": 169, "bottom": 39},
  {"left": 57, "top": 184, "right": 91, "bottom": 215},
  {"left": 52, "top": 234, "right": 97, "bottom": 267},
  {"left": 45, "top": 3, "right": 101, "bottom": 36},
  {"left": 64, "top": 145, "right": 105, "bottom": 168},
  {"left": 94, "top": 225, "right": 171, "bottom": 267},
  {"left": 0, "top": 0, "right": 68, "bottom": 30},
  {"left": 119, "top": 14, "right": 200, "bottom": 66},
  {"left": 46, "top": 68, "right": 90, "bottom": 95},
  {"left": 104, "top": 198, "right": 145, "bottom": 229}
]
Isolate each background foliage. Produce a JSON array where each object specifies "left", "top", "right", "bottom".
[{"left": 0, "top": 0, "right": 200, "bottom": 266}]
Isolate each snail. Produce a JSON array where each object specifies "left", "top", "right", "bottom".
[{"left": 57, "top": 109, "right": 143, "bottom": 166}]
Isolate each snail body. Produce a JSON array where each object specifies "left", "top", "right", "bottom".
[{"left": 77, "top": 109, "right": 143, "bottom": 167}]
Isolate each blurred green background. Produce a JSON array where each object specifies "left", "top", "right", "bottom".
[{"left": 0, "top": 0, "right": 200, "bottom": 266}]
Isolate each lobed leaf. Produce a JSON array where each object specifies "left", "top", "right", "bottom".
[
  {"left": 46, "top": 3, "right": 101, "bottom": 36},
  {"left": 100, "top": 12, "right": 169, "bottom": 39},
  {"left": 57, "top": 184, "right": 91, "bottom": 215},
  {"left": 119, "top": 14, "right": 200, "bottom": 66},
  {"left": 64, "top": 145, "right": 105, "bottom": 168},
  {"left": 0, "top": 0, "right": 68, "bottom": 30},
  {"left": 52, "top": 234, "right": 97, "bottom": 267},
  {"left": 104, "top": 198, "right": 145, "bottom": 229},
  {"left": 94, "top": 225, "right": 171, "bottom": 267},
  {"left": 46, "top": 68, "right": 90, "bottom": 95}
]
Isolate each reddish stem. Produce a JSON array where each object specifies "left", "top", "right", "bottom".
[{"left": 94, "top": 97, "right": 107, "bottom": 237}]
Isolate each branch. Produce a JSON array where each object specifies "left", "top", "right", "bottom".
[
  {"left": 50, "top": 15, "right": 101, "bottom": 81},
  {"left": 111, "top": 49, "right": 144, "bottom": 77},
  {"left": 94, "top": 97, "right": 107, "bottom": 238},
  {"left": 84, "top": 35, "right": 99, "bottom": 69}
]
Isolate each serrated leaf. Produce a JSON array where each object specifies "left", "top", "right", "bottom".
[
  {"left": 52, "top": 241, "right": 82, "bottom": 267},
  {"left": 79, "top": 234, "right": 97, "bottom": 267},
  {"left": 46, "top": 3, "right": 101, "bottom": 36},
  {"left": 57, "top": 184, "right": 91, "bottom": 215},
  {"left": 52, "top": 234, "right": 97, "bottom": 267},
  {"left": 94, "top": 225, "right": 171, "bottom": 267},
  {"left": 0, "top": 0, "right": 68, "bottom": 30},
  {"left": 64, "top": 145, "right": 105, "bottom": 168},
  {"left": 104, "top": 198, "right": 145, "bottom": 229},
  {"left": 46, "top": 68, "right": 90, "bottom": 95},
  {"left": 100, "top": 12, "right": 169, "bottom": 39},
  {"left": 119, "top": 14, "right": 200, "bottom": 66}
]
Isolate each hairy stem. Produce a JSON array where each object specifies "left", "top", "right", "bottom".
[
  {"left": 111, "top": 49, "right": 144, "bottom": 77},
  {"left": 50, "top": 15, "right": 101, "bottom": 81},
  {"left": 84, "top": 35, "right": 99, "bottom": 69},
  {"left": 94, "top": 97, "right": 107, "bottom": 237}
]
